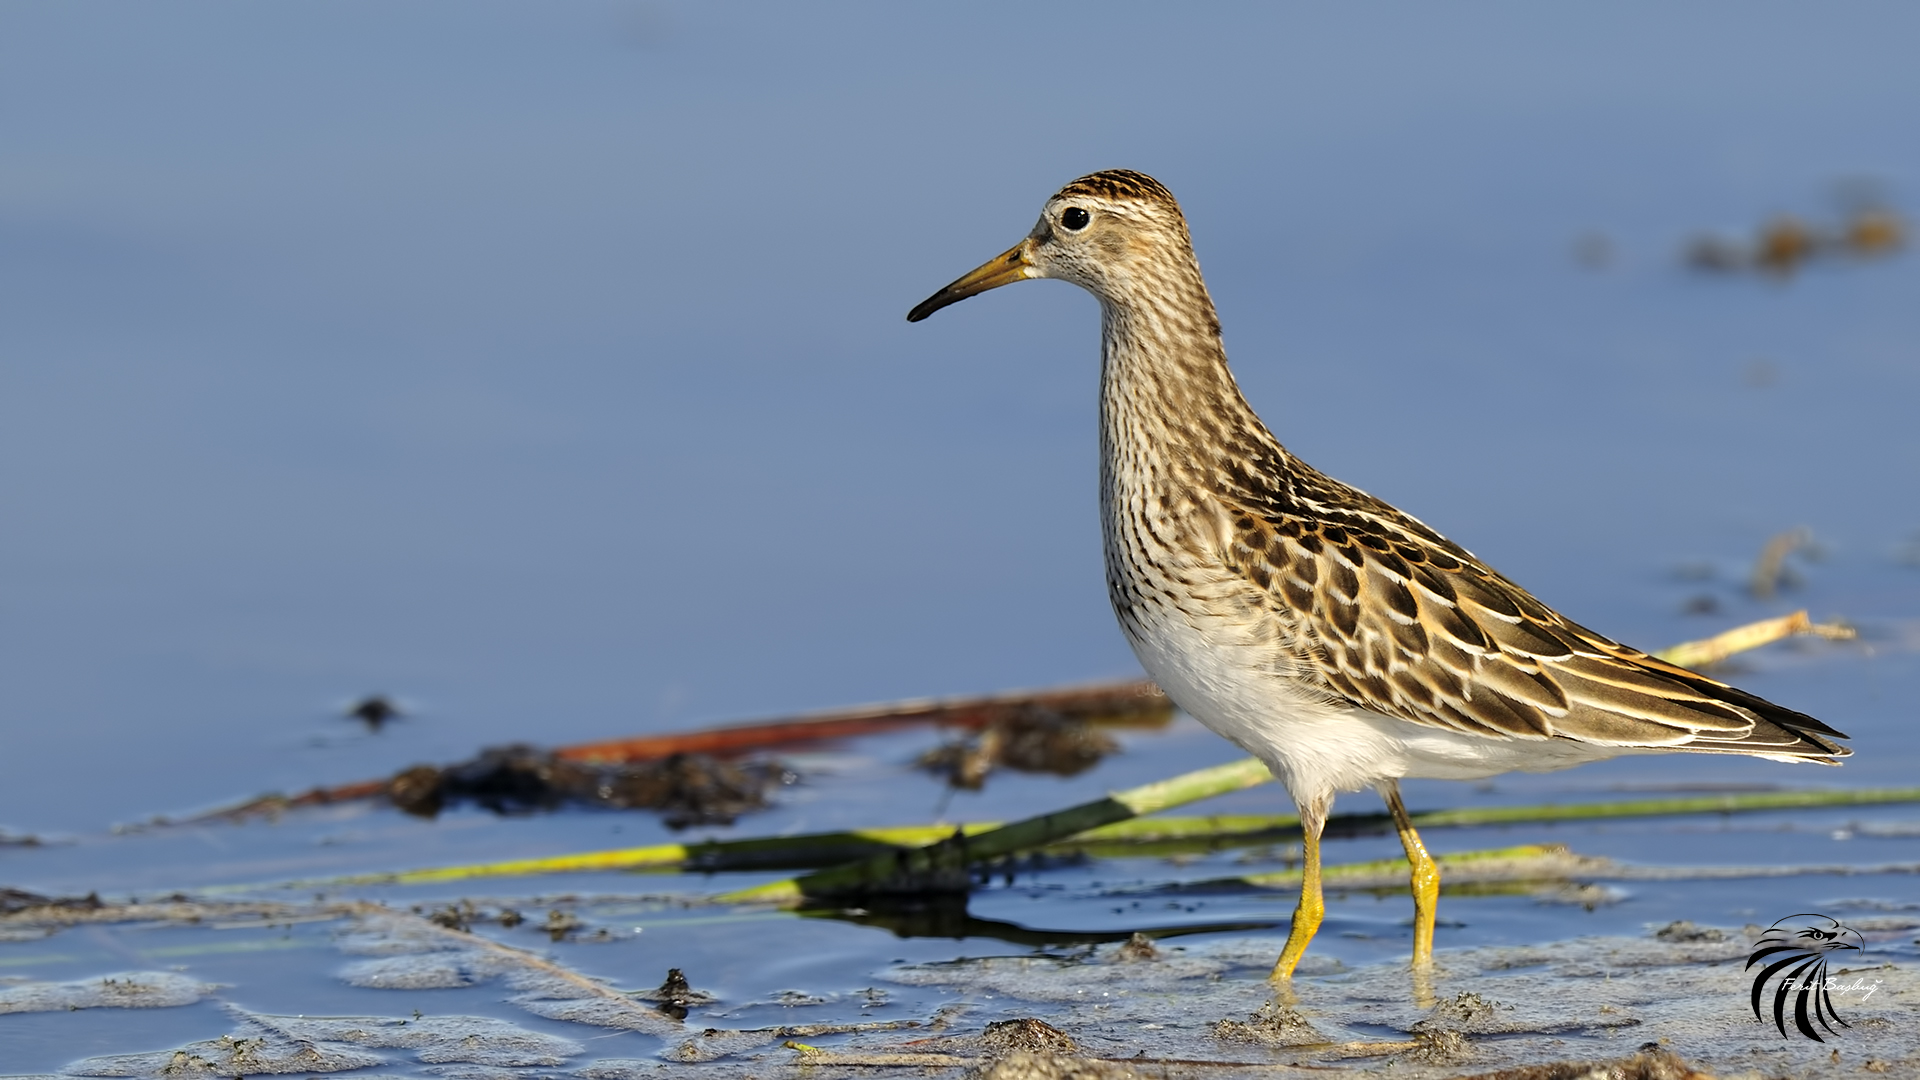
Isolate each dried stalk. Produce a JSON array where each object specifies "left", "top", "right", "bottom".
[
  {"left": 184, "top": 679, "right": 1170, "bottom": 823},
  {"left": 1654, "top": 609, "right": 1852, "bottom": 669}
]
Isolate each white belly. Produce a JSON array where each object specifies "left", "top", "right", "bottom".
[{"left": 1117, "top": 594, "right": 1627, "bottom": 807}]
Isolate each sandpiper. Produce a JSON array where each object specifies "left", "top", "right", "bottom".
[{"left": 907, "top": 169, "right": 1850, "bottom": 979}]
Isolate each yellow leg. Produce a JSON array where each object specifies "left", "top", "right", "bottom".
[
  {"left": 1270, "top": 798, "right": 1327, "bottom": 981},
  {"left": 1379, "top": 780, "right": 1438, "bottom": 969}
]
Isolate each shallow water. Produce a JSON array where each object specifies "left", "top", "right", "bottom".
[
  {"left": 6, "top": 677, "right": 1920, "bottom": 1076},
  {"left": 4, "top": 3, "right": 1920, "bottom": 1076}
]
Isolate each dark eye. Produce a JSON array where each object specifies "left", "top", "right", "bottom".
[{"left": 1061, "top": 207, "right": 1090, "bottom": 231}]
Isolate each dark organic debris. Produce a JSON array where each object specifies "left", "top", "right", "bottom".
[
  {"left": 638, "top": 967, "right": 716, "bottom": 1021},
  {"left": 185, "top": 679, "right": 1173, "bottom": 824},
  {"left": 1755, "top": 215, "right": 1819, "bottom": 274},
  {"left": 426, "top": 899, "right": 480, "bottom": 932},
  {"left": 1401, "top": 1027, "right": 1476, "bottom": 1066},
  {"left": 417, "top": 899, "right": 533, "bottom": 935},
  {"left": 543, "top": 907, "right": 585, "bottom": 941},
  {"left": 387, "top": 746, "right": 783, "bottom": 827},
  {"left": 1113, "top": 932, "right": 1160, "bottom": 962},
  {"left": 917, "top": 708, "right": 1121, "bottom": 790},
  {"left": 346, "top": 694, "right": 403, "bottom": 730},
  {"left": 981, "top": 1018, "right": 1078, "bottom": 1056},
  {"left": 1418, "top": 991, "right": 1505, "bottom": 1032},
  {"left": 1210, "top": 1000, "right": 1325, "bottom": 1047},
  {"left": 1, "top": 887, "right": 101, "bottom": 915},
  {"left": 1686, "top": 204, "right": 1905, "bottom": 278}
]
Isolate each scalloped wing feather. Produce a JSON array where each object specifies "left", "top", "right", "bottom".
[{"left": 1223, "top": 496, "right": 1848, "bottom": 760}]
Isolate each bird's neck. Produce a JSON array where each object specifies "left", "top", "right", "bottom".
[{"left": 1097, "top": 271, "right": 1283, "bottom": 501}]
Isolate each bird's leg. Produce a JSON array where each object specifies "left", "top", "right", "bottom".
[
  {"left": 1378, "top": 780, "right": 1438, "bottom": 969},
  {"left": 1270, "top": 794, "right": 1328, "bottom": 981}
]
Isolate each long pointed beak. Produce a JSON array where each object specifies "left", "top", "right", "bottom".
[{"left": 906, "top": 239, "right": 1037, "bottom": 322}]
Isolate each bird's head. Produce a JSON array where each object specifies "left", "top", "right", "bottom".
[{"left": 907, "top": 169, "right": 1194, "bottom": 322}]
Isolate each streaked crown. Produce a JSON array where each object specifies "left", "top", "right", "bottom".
[{"left": 1055, "top": 169, "right": 1180, "bottom": 207}]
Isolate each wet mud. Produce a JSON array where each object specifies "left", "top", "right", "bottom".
[{"left": 3, "top": 881, "right": 1919, "bottom": 1077}]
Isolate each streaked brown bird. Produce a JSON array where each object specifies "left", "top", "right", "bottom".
[{"left": 907, "top": 169, "right": 1849, "bottom": 979}]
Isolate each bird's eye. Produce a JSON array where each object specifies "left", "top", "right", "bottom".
[{"left": 1061, "top": 207, "right": 1090, "bottom": 231}]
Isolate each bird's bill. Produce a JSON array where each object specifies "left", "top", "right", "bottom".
[{"left": 906, "top": 240, "right": 1036, "bottom": 322}]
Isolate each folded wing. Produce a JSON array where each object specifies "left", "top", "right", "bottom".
[{"left": 1220, "top": 493, "right": 1849, "bottom": 762}]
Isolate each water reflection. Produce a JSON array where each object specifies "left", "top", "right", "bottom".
[{"left": 802, "top": 894, "right": 1282, "bottom": 948}]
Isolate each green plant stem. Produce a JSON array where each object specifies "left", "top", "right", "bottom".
[
  {"left": 294, "top": 786, "right": 1920, "bottom": 890},
  {"left": 716, "top": 757, "right": 1274, "bottom": 904}
]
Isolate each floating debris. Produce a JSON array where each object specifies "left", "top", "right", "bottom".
[
  {"left": 0, "top": 886, "right": 99, "bottom": 914},
  {"left": 918, "top": 708, "right": 1121, "bottom": 789},
  {"left": 1684, "top": 234, "right": 1746, "bottom": 272},
  {"left": 543, "top": 906, "right": 585, "bottom": 941},
  {"left": 190, "top": 613, "right": 1818, "bottom": 831},
  {"left": 1659, "top": 609, "right": 1853, "bottom": 669},
  {"left": 1845, "top": 207, "right": 1905, "bottom": 255},
  {"left": 1754, "top": 214, "right": 1820, "bottom": 275},
  {"left": 345, "top": 693, "right": 404, "bottom": 730},
  {"left": 1686, "top": 202, "right": 1906, "bottom": 278},
  {"left": 189, "top": 678, "right": 1171, "bottom": 825},
  {"left": 387, "top": 746, "right": 784, "bottom": 827},
  {"left": 1113, "top": 932, "right": 1160, "bottom": 962},
  {"left": 425, "top": 898, "right": 482, "bottom": 932},
  {"left": 634, "top": 966, "right": 716, "bottom": 1021}
]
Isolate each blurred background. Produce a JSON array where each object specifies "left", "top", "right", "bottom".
[{"left": 3, "top": 2, "right": 1917, "bottom": 834}]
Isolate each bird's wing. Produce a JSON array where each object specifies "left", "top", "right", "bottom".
[{"left": 1219, "top": 496, "right": 1848, "bottom": 758}]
